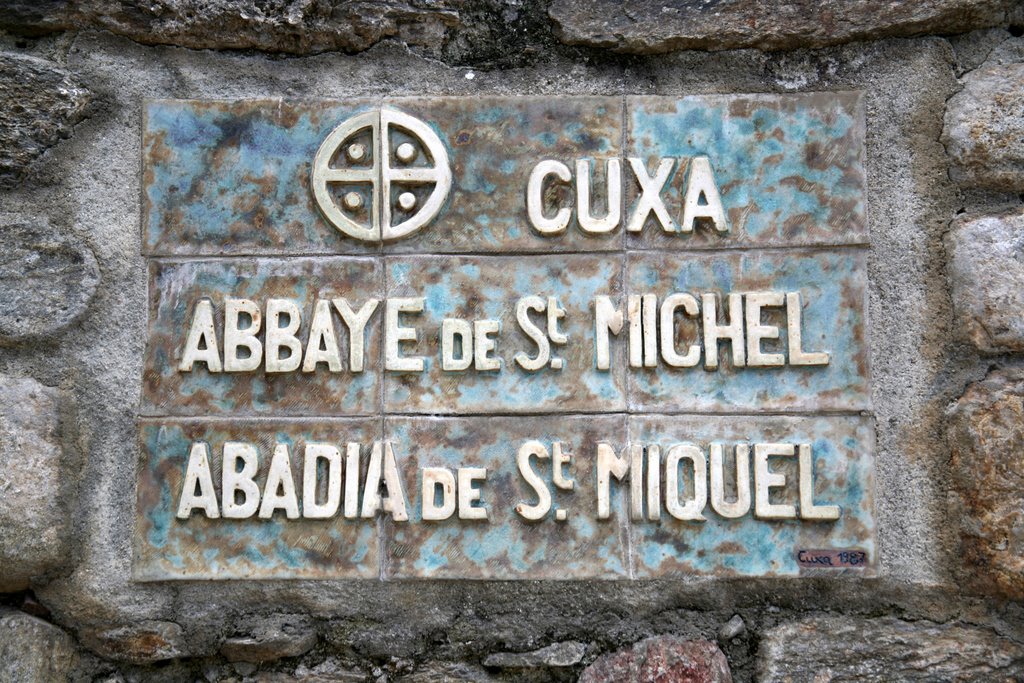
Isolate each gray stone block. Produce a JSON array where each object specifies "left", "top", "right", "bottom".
[
  {"left": 0, "top": 0, "right": 462, "bottom": 56},
  {"left": 946, "top": 208, "right": 1024, "bottom": 353},
  {"left": 943, "top": 41, "right": 1024, "bottom": 192},
  {"left": 0, "top": 52, "right": 90, "bottom": 188},
  {"left": 757, "top": 615, "right": 1024, "bottom": 681},
  {"left": 0, "top": 609, "right": 80, "bottom": 683},
  {"left": 549, "top": 0, "right": 1012, "bottom": 54},
  {"left": 0, "top": 375, "right": 69, "bottom": 591},
  {"left": 220, "top": 615, "right": 318, "bottom": 663},
  {"left": 483, "top": 641, "right": 586, "bottom": 668},
  {"left": 0, "top": 217, "right": 99, "bottom": 344},
  {"left": 399, "top": 661, "right": 501, "bottom": 683}
]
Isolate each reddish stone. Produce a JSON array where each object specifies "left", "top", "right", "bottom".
[
  {"left": 948, "top": 368, "right": 1024, "bottom": 598},
  {"left": 579, "top": 637, "right": 732, "bottom": 683},
  {"left": 81, "top": 620, "right": 185, "bottom": 664}
]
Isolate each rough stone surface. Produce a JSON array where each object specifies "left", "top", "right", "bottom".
[
  {"left": 948, "top": 367, "right": 1024, "bottom": 598},
  {"left": 0, "top": 0, "right": 550, "bottom": 65},
  {"left": 949, "top": 28, "right": 1012, "bottom": 76},
  {"left": 482, "top": 641, "right": 586, "bottom": 668},
  {"left": 0, "top": 374, "right": 68, "bottom": 591},
  {"left": 0, "top": 1, "right": 458, "bottom": 53},
  {"left": 399, "top": 661, "right": 501, "bottom": 682},
  {"left": 578, "top": 637, "right": 732, "bottom": 683},
  {"left": 0, "top": 51, "right": 90, "bottom": 187},
  {"left": 0, "top": 21, "right": 1012, "bottom": 683},
  {"left": 220, "top": 615, "right": 318, "bottom": 663},
  {"left": 717, "top": 616, "right": 746, "bottom": 643},
  {"left": 757, "top": 615, "right": 1024, "bottom": 681},
  {"left": 0, "top": 609, "right": 80, "bottom": 683},
  {"left": 0, "top": 217, "right": 100, "bottom": 344},
  {"left": 943, "top": 43, "right": 1024, "bottom": 192},
  {"left": 80, "top": 620, "right": 186, "bottom": 664},
  {"left": 284, "top": 658, "right": 370, "bottom": 682},
  {"left": 946, "top": 208, "right": 1024, "bottom": 353},
  {"left": 254, "top": 673, "right": 365, "bottom": 683},
  {"left": 549, "top": 0, "right": 1012, "bottom": 54}
]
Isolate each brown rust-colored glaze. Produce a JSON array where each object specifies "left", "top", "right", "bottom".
[
  {"left": 136, "top": 95, "right": 875, "bottom": 581},
  {"left": 134, "top": 418, "right": 381, "bottom": 580},
  {"left": 383, "top": 414, "right": 630, "bottom": 579},
  {"left": 381, "top": 96, "right": 623, "bottom": 253},
  {"left": 627, "top": 415, "right": 876, "bottom": 578},
  {"left": 143, "top": 99, "right": 381, "bottom": 256},
  {"left": 384, "top": 254, "right": 626, "bottom": 414},
  {"left": 625, "top": 249, "right": 870, "bottom": 413},
  {"left": 625, "top": 92, "right": 866, "bottom": 250},
  {"left": 141, "top": 257, "right": 383, "bottom": 417}
]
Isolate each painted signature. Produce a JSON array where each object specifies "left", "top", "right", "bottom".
[{"left": 797, "top": 549, "right": 868, "bottom": 567}]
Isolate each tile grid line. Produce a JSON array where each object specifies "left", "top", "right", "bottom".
[
  {"left": 378, "top": 242, "right": 389, "bottom": 581},
  {"left": 143, "top": 242, "right": 873, "bottom": 261},
  {"left": 136, "top": 244, "right": 872, "bottom": 421},
  {"left": 134, "top": 411, "right": 872, "bottom": 421},
  {"left": 621, "top": 94, "right": 635, "bottom": 578},
  {"left": 135, "top": 96, "right": 873, "bottom": 580}
]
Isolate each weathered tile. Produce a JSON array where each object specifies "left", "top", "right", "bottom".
[
  {"left": 381, "top": 96, "right": 622, "bottom": 253},
  {"left": 384, "top": 254, "right": 626, "bottom": 414},
  {"left": 143, "top": 99, "right": 380, "bottom": 256},
  {"left": 135, "top": 94, "right": 876, "bottom": 584},
  {"left": 141, "top": 257, "right": 382, "bottom": 417},
  {"left": 134, "top": 419, "right": 381, "bottom": 580},
  {"left": 625, "top": 93, "right": 866, "bottom": 250},
  {"left": 626, "top": 249, "right": 870, "bottom": 413},
  {"left": 627, "top": 415, "right": 875, "bottom": 578},
  {"left": 143, "top": 97, "right": 622, "bottom": 255},
  {"left": 384, "top": 414, "right": 630, "bottom": 579}
]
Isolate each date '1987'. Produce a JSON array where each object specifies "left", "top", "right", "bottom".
[{"left": 796, "top": 549, "right": 869, "bottom": 569}]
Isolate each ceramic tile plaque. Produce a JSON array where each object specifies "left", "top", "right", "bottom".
[{"left": 135, "top": 94, "right": 875, "bottom": 580}]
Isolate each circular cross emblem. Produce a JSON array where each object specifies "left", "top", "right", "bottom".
[{"left": 311, "top": 109, "right": 452, "bottom": 242}]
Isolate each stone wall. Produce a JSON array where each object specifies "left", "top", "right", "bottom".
[{"left": 0, "top": 1, "right": 1023, "bottom": 681}]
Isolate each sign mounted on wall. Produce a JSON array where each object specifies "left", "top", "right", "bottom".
[{"left": 135, "top": 94, "right": 874, "bottom": 580}]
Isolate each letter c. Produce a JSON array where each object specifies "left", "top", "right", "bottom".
[{"left": 526, "top": 160, "right": 572, "bottom": 235}]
